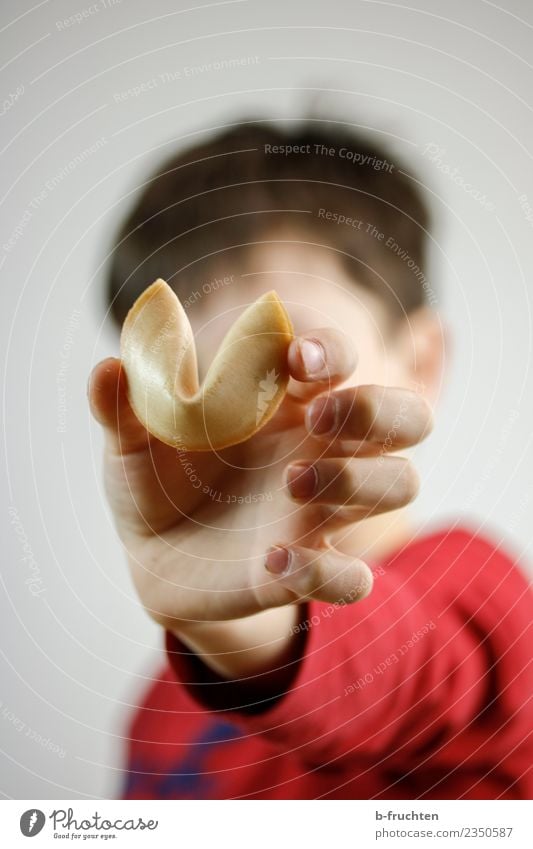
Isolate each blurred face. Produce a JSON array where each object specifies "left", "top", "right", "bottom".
[
  {"left": 180, "top": 237, "right": 442, "bottom": 558},
  {"left": 187, "top": 239, "right": 417, "bottom": 391}
]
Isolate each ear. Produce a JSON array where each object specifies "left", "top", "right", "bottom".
[{"left": 393, "top": 306, "right": 448, "bottom": 406}]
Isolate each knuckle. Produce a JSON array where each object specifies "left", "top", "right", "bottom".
[
  {"left": 318, "top": 458, "right": 367, "bottom": 505},
  {"left": 334, "top": 459, "right": 362, "bottom": 503},
  {"left": 372, "top": 458, "right": 420, "bottom": 510},
  {"left": 325, "top": 328, "right": 357, "bottom": 375},
  {"left": 349, "top": 468, "right": 367, "bottom": 503},
  {"left": 305, "top": 556, "right": 332, "bottom": 597},
  {"left": 357, "top": 385, "right": 382, "bottom": 436}
]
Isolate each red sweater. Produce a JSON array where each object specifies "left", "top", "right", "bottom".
[{"left": 122, "top": 526, "right": 533, "bottom": 799}]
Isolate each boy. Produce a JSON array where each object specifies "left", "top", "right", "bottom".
[{"left": 88, "top": 121, "right": 532, "bottom": 799}]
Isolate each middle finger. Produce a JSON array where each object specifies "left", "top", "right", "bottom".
[
  {"left": 305, "top": 385, "right": 433, "bottom": 451},
  {"left": 284, "top": 455, "right": 420, "bottom": 513}
]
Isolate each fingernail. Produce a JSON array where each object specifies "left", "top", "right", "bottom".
[
  {"left": 299, "top": 339, "right": 326, "bottom": 377},
  {"left": 265, "top": 545, "right": 292, "bottom": 575},
  {"left": 307, "top": 395, "right": 338, "bottom": 435},
  {"left": 286, "top": 463, "right": 318, "bottom": 498}
]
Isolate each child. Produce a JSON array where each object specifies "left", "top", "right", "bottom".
[{"left": 88, "top": 121, "right": 533, "bottom": 799}]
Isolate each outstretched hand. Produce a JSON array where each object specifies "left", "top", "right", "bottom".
[{"left": 89, "top": 326, "right": 432, "bottom": 675}]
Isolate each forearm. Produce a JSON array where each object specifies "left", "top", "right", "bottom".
[{"left": 165, "top": 554, "right": 492, "bottom": 766}]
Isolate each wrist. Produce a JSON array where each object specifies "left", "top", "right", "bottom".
[{"left": 169, "top": 604, "right": 302, "bottom": 679}]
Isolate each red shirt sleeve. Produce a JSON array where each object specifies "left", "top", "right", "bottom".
[{"left": 165, "top": 527, "right": 533, "bottom": 788}]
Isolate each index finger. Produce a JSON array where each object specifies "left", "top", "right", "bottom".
[
  {"left": 88, "top": 357, "right": 150, "bottom": 456},
  {"left": 286, "top": 327, "right": 358, "bottom": 403}
]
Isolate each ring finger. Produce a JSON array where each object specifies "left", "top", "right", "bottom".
[{"left": 284, "top": 455, "right": 420, "bottom": 514}]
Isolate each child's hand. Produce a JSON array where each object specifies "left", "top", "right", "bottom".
[{"left": 88, "top": 328, "right": 432, "bottom": 676}]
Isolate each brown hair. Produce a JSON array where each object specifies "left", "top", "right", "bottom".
[{"left": 106, "top": 119, "right": 433, "bottom": 325}]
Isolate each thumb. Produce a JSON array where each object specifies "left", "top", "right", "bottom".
[
  {"left": 259, "top": 542, "right": 374, "bottom": 608},
  {"left": 88, "top": 357, "right": 150, "bottom": 455}
]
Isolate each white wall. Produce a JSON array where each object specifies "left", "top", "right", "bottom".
[{"left": 1, "top": 0, "right": 532, "bottom": 798}]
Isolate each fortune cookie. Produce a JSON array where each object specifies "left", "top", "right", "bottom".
[{"left": 120, "top": 279, "right": 294, "bottom": 450}]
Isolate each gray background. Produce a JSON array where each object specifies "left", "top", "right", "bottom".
[{"left": 1, "top": 0, "right": 532, "bottom": 798}]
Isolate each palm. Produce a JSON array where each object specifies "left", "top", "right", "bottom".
[{"left": 106, "top": 393, "right": 327, "bottom": 622}]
